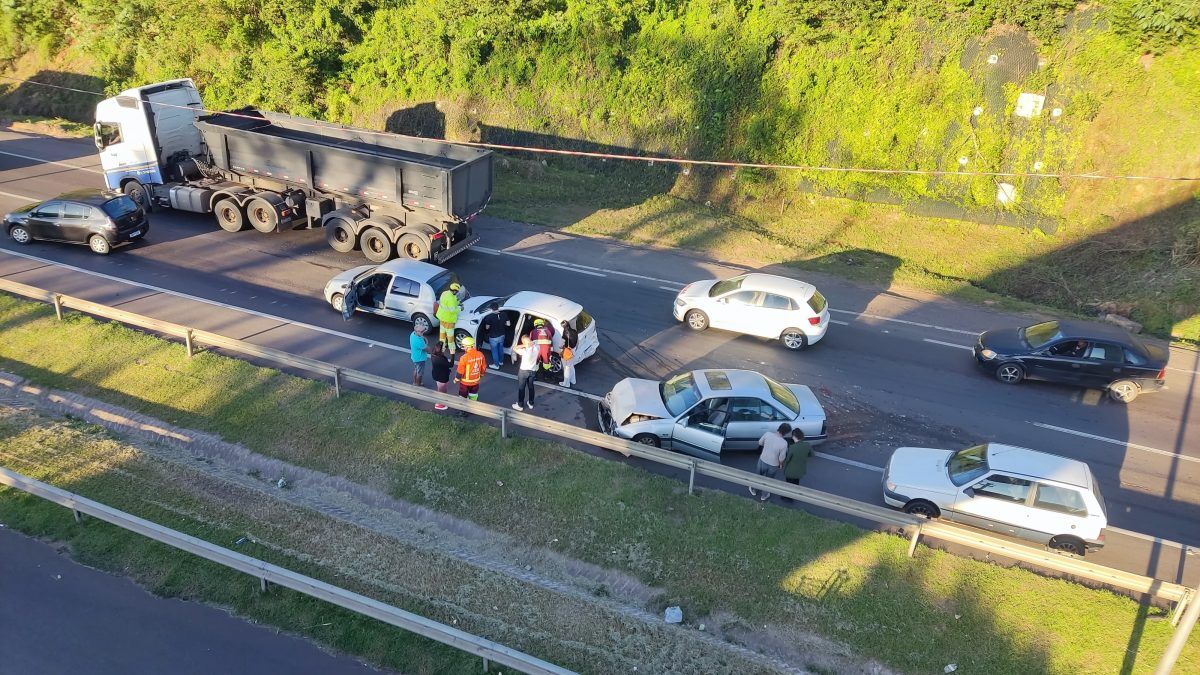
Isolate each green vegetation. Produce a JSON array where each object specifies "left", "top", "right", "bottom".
[
  {"left": 1, "top": 292, "right": 1197, "bottom": 673},
  {"left": 1, "top": 1, "right": 1197, "bottom": 337}
]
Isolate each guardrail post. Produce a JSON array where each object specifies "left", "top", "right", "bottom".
[
  {"left": 907, "top": 524, "right": 923, "bottom": 558},
  {"left": 185, "top": 329, "right": 195, "bottom": 358},
  {"left": 482, "top": 657, "right": 490, "bottom": 672},
  {"left": 500, "top": 409, "right": 508, "bottom": 439},
  {"left": 260, "top": 576, "right": 268, "bottom": 593},
  {"left": 1156, "top": 582, "right": 1200, "bottom": 674},
  {"left": 333, "top": 368, "right": 342, "bottom": 398},
  {"left": 1171, "top": 590, "right": 1191, "bottom": 628},
  {"left": 688, "top": 460, "right": 696, "bottom": 496},
  {"left": 53, "top": 293, "right": 63, "bottom": 321}
]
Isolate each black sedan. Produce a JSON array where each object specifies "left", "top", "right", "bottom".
[
  {"left": 973, "top": 320, "right": 1168, "bottom": 403},
  {"left": 4, "top": 189, "right": 148, "bottom": 255}
]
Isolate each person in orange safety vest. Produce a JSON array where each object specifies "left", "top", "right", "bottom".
[{"left": 454, "top": 336, "right": 488, "bottom": 401}]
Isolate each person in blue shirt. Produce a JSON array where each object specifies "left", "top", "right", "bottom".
[{"left": 410, "top": 324, "right": 430, "bottom": 386}]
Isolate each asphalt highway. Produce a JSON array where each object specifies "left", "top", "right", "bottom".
[{"left": 1, "top": 129, "right": 1197, "bottom": 588}]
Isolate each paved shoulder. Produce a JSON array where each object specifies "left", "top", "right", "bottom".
[{"left": 0, "top": 527, "right": 381, "bottom": 675}]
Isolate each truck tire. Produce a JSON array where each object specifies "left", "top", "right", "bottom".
[
  {"left": 246, "top": 197, "right": 280, "bottom": 233},
  {"left": 124, "top": 181, "right": 152, "bottom": 212},
  {"left": 325, "top": 218, "right": 358, "bottom": 253},
  {"left": 360, "top": 227, "right": 394, "bottom": 263},
  {"left": 397, "top": 232, "right": 431, "bottom": 261},
  {"left": 214, "top": 199, "right": 248, "bottom": 232}
]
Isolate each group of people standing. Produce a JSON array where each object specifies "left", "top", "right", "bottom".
[
  {"left": 750, "top": 423, "right": 813, "bottom": 502},
  {"left": 408, "top": 284, "right": 579, "bottom": 413}
]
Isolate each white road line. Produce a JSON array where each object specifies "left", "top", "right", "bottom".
[
  {"left": 1166, "top": 365, "right": 1199, "bottom": 376},
  {"left": 829, "top": 319, "right": 850, "bottom": 326},
  {"left": 475, "top": 246, "right": 684, "bottom": 287},
  {"left": 923, "top": 338, "right": 973, "bottom": 351},
  {"left": 1029, "top": 422, "right": 1200, "bottom": 465},
  {"left": 0, "top": 150, "right": 103, "bottom": 174},
  {"left": 547, "top": 263, "right": 606, "bottom": 277},
  {"left": 659, "top": 286, "right": 679, "bottom": 292},
  {"left": 814, "top": 452, "right": 884, "bottom": 473},
  {"left": 0, "top": 249, "right": 603, "bottom": 401},
  {"left": 1107, "top": 526, "right": 1197, "bottom": 553},
  {"left": 830, "top": 308, "right": 978, "bottom": 335},
  {"left": 0, "top": 189, "right": 39, "bottom": 201}
]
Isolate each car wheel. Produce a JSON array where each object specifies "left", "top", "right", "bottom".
[
  {"left": 1049, "top": 536, "right": 1085, "bottom": 556},
  {"left": 411, "top": 313, "right": 432, "bottom": 334},
  {"left": 994, "top": 362, "right": 1024, "bottom": 385},
  {"left": 9, "top": 225, "right": 32, "bottom": 244},
  {"left": 902, "top": 499, "right": 940, "bottom": 519},
  {"left": 632, "top": 433, "right": 660, "bottom": 448},
  {"left": 1108, "top": 379, "right": 1140, "bottom": 404},
  {"left": 397, "top": 232, "right": 432, "bottom": 261},
  {"left": 781, "top": 329, "right": 808, "bottom": 351},
  {"left": 360, "top": 227, "right": 394, "bottom": 263},
  {"left": 214, "top": 199, "right": 248, "bottom": 232},
  {"left": 331, "top": 293, "right": 345, "bottom": 313},
  {"left": 685, "top": 309, "right": 709, "bottom": 331},
  {"left": 324, "top": 218, "right": 358, "bottom": 253},
  {"left": 124, "top": 181, "right": 152, "bottom": 212},
  {"left": 88, "top": 235, "right": 111, "bottom": 255}
]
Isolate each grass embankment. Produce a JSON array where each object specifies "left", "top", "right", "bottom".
[{"left": 0, "top": 293, "right": 1196, "bottom": 673}]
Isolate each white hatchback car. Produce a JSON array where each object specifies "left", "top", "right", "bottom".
[
  {"left": 323, "top": 259, "right": 462, "bottom": 333},
  {"left": 673, "top": 273, "right": 830, "bottom": 349},
  {"left": 599, "top": 369, "right": 827, "bottom": 459},
  {"left": 454, "top": 291, "right": 599, "bottom": 373},
  {"left": 883, "top": 443, "right": 1107, "bottom": 556}
]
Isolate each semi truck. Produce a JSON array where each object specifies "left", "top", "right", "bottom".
[{"left": 92, "top": 79, "right": 492, "bottom": 263}]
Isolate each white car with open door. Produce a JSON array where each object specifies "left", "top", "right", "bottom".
[
  {"left": 324, "top": 258, "right": 463, "bottom": 333},
  {"left": 598, "top": 369, "right": 827, "bottom": 459},
  {"left": 673, "top": 273, "right": 831, "bottom": 350},
  {"left": 453, "top": 291, "right": 599, "bottom": 374},
  {"left": 882, "top": 443, "right": 1107, "bottom": 556}
]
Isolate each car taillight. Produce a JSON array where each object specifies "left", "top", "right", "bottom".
[
  {"left": 1156, "top": 368, "right": 1166, "bottom": 381},
  {"left": 808, "top": 316, "right": 821, "bottom": 326}
]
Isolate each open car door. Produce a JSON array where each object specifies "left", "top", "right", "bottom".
[
  {"left": 670, "top": 408, "right": 728, "bottom": 459},
  {"left": 340, "top": 282, "right": 360, "bottom": 322}
]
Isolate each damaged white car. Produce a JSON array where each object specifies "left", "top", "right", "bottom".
[{"left": 598, "top": 369, "right": 827, "bottom": 459}]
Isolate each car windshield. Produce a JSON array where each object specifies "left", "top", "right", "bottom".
[
  {"left": 709, "top": 275, "right": 745, "bottom": 297},
  {"left": 478, "top": 294, "right": 513, "bottom": 313},
  {"left": 807, "top": 290, "right": 827, "bottom": 314},
  {"left": 101, "top": 196, "right": 139, "bottom": 218},
  {"left": 573, "top": 310, "right": 593, "bottom": 331},
  {"left": 660, "top": 373, "right": 701, "bottom": 417},
  {"left": 947, "top": 444, "right": 990, "bottom": 486},
  {"left": 763, "top": 374, "right": 799, "bottom": 415},
  {"left": 1022, "top": 321, "right": 1062, "bottom": 349},
  {"left": 430, "top": 270, "right": 463, "bottom": 298}
]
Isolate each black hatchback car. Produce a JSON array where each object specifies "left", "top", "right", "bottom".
[
  {"left": 974, "top": 320, "right": 1168, "bottom": 403},
  {"left": 4, "top": 189, "right": 148, "bottom": 255}
]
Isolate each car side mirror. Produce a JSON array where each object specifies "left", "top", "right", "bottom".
[{"left": 963, "top": 487, "right": 976, "bottom": 498}]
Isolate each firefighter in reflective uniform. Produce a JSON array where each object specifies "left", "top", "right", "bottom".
[
  {"left": 454, "top": 336, "right": 487, "bottom": 401},
  {"left": 530, "top": 318, "right": 555, "bottom": 379},
  {"left": 435, "top": 283, "right": 462, "bottom": 358}
]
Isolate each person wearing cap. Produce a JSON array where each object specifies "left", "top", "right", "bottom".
[
  {"left": 530, "top": 317, "right": 555, "bottom": 380},
  {"left": 435, "top": 283, "right": 462, "bottom": 359},
  {"left": 454, "top": 335, "right": 488, "bottom": 401},
  {"left": 409, "top": 324, "right": 430, "bottom": 387}
]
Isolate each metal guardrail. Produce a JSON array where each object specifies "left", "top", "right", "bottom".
[
  {"left": 0, "top": 467, "right": 573, "bottom": 675},
  {"left": 2, "top": 278, "right": 1196, "bottom": 643}
]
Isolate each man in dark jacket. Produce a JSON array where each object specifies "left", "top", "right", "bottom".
[
  {"left": 559, "top": 319, "right": 578, "bottom": 388},
  {"left": 781, "top": 429, "right": 813, "bottom": 503},
  {"left": 480, "top": 312, "right": 507, "bottom": 369}
]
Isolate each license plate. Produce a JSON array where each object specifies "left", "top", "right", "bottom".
[{"left": 129, "top": 229, "right": 142, "bottom": 238}]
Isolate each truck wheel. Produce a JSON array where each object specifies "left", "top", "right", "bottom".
[
  {"left": 246, "top": 197, "right": 279, "bottom": 233},
  {"left": 124, "top": 181, "right": 152, "bottom": 212},
  {"left": 214, "top": 200, "right": 248, "bottom": 232},
  {"left": 325, "top": 218, "right": 358, "bottom": 253},
  {"left": 397, "top": 232, "right": 431, "bottom": 261},
  {"left": 360, "top": 227, "right": 394, "bottom": 263}
]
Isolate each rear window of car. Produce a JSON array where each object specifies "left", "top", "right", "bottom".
[
  {"left": 1033, "top": 484, "right": 1089, "bottom": 516},
  {"left": 1023, "top": 321, "right": 1062, "bottom": 349},
  {"left": 807, "top": 290, "right": 827, "bottom": 314},
  {"left": 947, "top": 445, "right": 989, "bottom": 486},
  {"left": 429, "top": 270, "right": 458, "bottom": 296},
  {"left": 101, "top": 196, "right": 139, "bottom": 218},
  {"left": 709, "top": 275, "right": 745, "bottom": 297},
  {"left": 762, "top": 374, "right": 799, "bottom": 415},
  {"left": 573, "top": 310, "right": 593, "bottom": 331}
]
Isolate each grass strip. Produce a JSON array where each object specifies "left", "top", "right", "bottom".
[{"left": 0, "top": 293, "right": 1196, "bottom": 673}]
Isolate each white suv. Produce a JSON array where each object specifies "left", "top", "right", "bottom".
[
  {"left": 883, "top": 443, "right": 1107, "bottom": 556},
  {"left": 673, "top": 273, "right": 830, "bottom": 350}
]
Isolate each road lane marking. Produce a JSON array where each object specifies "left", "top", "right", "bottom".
[
  {"left": 547, "top": 263, "right": 606, "bottom": 277},
  {"left": 0, "top": 150, "right": 103, "bottom": 174},
  {"left": 1030, "top": 421, "right": 1200, "bottom": 465},
  {"left": 1107, "top": 527, "right": 1197, "bottom": 553},
  {"left": 923, "top": 338, "right": 973, "bottom": 351},
  {"left": 475, "top": 246, "right": 684, "bottom": 287},
  {"left": 659, "top": 286, "right": 679, "bottom": 292},
  {"left": 1166, "top": 365, "right": 1199, "bottom": 376},
  {"left": 0, "top": 189, "right": 39, "bottom": 201},
  {"left": 814, "top": 452, "right": 884, "bottom": 473},
  {"left": 830, "top": 308, "right": 978, "bottom": 335},
  {"left": 0, "top": 248, "right": 603, "bottom": 401},
  {"left": 830, "top": 319, "right": 849, "bottom": 326}
]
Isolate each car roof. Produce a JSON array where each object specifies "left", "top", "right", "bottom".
[
  {"left": 376, "top": 259, "right": 448, "bottom": 283},
  {"left": 1053, "top": 319, "right": 1138, "bottom": 345},
  {"left": 504, "top": 291, "right": 584, "bottom": 320},
  {"left": 985, "top": 443, "right": 1092, "bottom": 489},
  {"left": 740, "top": 273, "right": 817, "bottom": 300},
  {"left": 692, "top": 369, "right": 772, "bottom": 398},
  {"left": 50, "top": 189, "right": 122, "bottom": 206}
]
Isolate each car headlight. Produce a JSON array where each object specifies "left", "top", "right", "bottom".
[
  {"left": 674, "top": 297, "right": 685, "bottom": 307},
  {"left": 980, "top": 349, "right": 996, "bottom": 360},
  {"left": 885, "top": 480, "right": 897, "bottom": 492}
]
